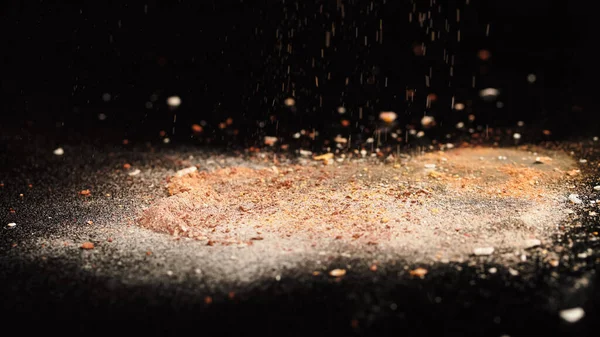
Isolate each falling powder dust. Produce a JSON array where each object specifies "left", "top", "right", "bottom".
[{"left": 138, "top": 147, "right": 579, "bottom": 262}]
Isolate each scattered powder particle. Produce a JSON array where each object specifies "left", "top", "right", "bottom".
[
  {"left": 473, "top": 247, "right": 494, "bottom": 256},
  {"left": 593, "top": 186, "right": 600, "bottom": 191},
  {"left": 329, "top": 269, "right": 347, "bottom": 277},
  {"left": 79, "top": 189, "right": 91, "bottom": 196},
  {"left": 81, "top": 242, "right": 95, "bottom": 250},
  {"left": 524, "top": 239, "right": 541, "bottom": 249},
  {"left": 379, "top": 111, "right": 397, "bottom": 123},
  {"left": 191, "top": 124, "right": 203, "bottom": 133},
  {"left": 559, "top": 307, "right": 585, "bottom": 323},
  {"left": 534, "top": 156, "right": 552, "bottom": 164},
  {"left": 568, "top": 194, "right": 582, "bottom": 204},
  {"left": 488, "top": 267, "right": 497, "bottom": 274},
  {"left": 128, "top": 169, "right": 141, "bottom": 176},
  {"left": 167, "top": 96, "right": 182, "bottom": 108},
  {"left": 264, "top": 136, "right": 278, "bottom": 146},
  {"left": 7, "top": 223, "right": 16, "bottom": 228},
  {"left": 314, "top": 153, "right": 334, "bottom": 161},
  {"left": 409, "top": 267, "right": 428, "bottom": 278},
  {"left": 53, "top": 147, "right": 64, "bottom": 156},
  {"left": 175, "top": 166, "right": 198, "bottom": 177}
]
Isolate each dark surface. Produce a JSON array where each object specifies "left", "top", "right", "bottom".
[{"left": 1, "top": 135, "right": 600, "bottom": 336}]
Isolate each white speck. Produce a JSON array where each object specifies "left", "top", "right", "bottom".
[
  {"left": 517, "top": 121, "right": 525, "bottom": 127},
  {"left": 590, "top": 211, "right": 597, "bottom": 216},
  {"left": 416, "top": 131, "right": 425, "bottom": 138},
  {"left": 275, "top": 275, "right": 281, "bottom": 281},
  {"left": 360, "top": 149, "right": 367, "bottom": 157},
  {"left": 98, "top": 113, "right": 107, "bottom": 121},
  {"left": 128, "top": 169, "right": 141, "bottom": 176},
  {"left": 424, "top": 164, "right": 436, "bottom": 169},
  {"left": 577, "top": 252, "right": 588, "bottom": 259},
  {"left": 479, "top": 87, "right": 499, "bottom": 100},
  {"left": 526, "top": 74, "right": 536, "bottom": 83},
  {"left": 293, "top": 132, "right": 301, "bottom": 139},
  {"left": 593, "top": 185, "right": 600, "bottom": 191},
  {"left": 456, "top": 122, "right": 465, "bottom": 129},
  {"left": 579, "top": 159, "right": 587, "bottom": 163},
  {"left": 513, "top": 133, "right": 521, "bottom": 140},
  {"left": 366, "top": 137, "right": 374, "bottom": 143},
  {"left": 167, "top": 96, "right": 182, "bottom": 108},
  {"left": 508, "top": 268, "right": 519, "bottom": 276},
  {"left": 102, "top": 93, "right": 111, "bottom": 102},
  {"left": 488, "top": 267, "right": 497, "bottom": 274},
  {"left": 473, "top": 247, "right": 494, "bottom": 256},
  {"left": 559, "top": 307, "right": 585, "bottom": 323},
  {"left": 299, "top": 149, "right": 312, "bottom": 157},
  {"left": 594, "top": 136, "right": 598, "bottom": 142},
  {"left": 524, "top": 239, "right": 541, "bottom": 249},
  {"left": 445, "top": 143, "right": 454, "bottom": 149},
  {"left": 175, "top": 166, "right": 197, "bottom": 177},
  {"left": 568, "top": 194, "right": 582, "bottom": 204},
  {"left": 53, "top": 147, "right": 64, "bottom": 156},
  {"left": 163, "top": 138, "right": 170, "bottom": 144},
  {"left": 166, "top": 270, "right": 173, "bottom": 276},
  {"left": 195, "top": 268, "right": 202, "bottom": 275},
  {"left": 498, "top": 156, "right": 507, "bottom": 160},
  {"left": 7, "top": 223, "right": 16, "bottom": 228},
  {"left": 337, "top": 106, "right": 346, "bottom": 114}
]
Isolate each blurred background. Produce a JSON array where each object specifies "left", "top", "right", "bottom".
[{"left": 1, "top": 0, "right": 598, "bottom": 150}]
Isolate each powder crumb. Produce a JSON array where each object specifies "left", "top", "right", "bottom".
[
  {"left": 329, "top": 269, "right": 347, "bottom": 277},
  {"left": 559, "top": 307, "right": 585, "bottom": 323}
]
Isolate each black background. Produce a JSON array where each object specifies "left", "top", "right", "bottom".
[{"left": 1, "top": 0, "right": 598, "bottom": 148}]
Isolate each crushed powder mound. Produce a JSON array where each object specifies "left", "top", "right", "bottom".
[{"left": 138, "top": 147, "right": 579, "bottom": 261}]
